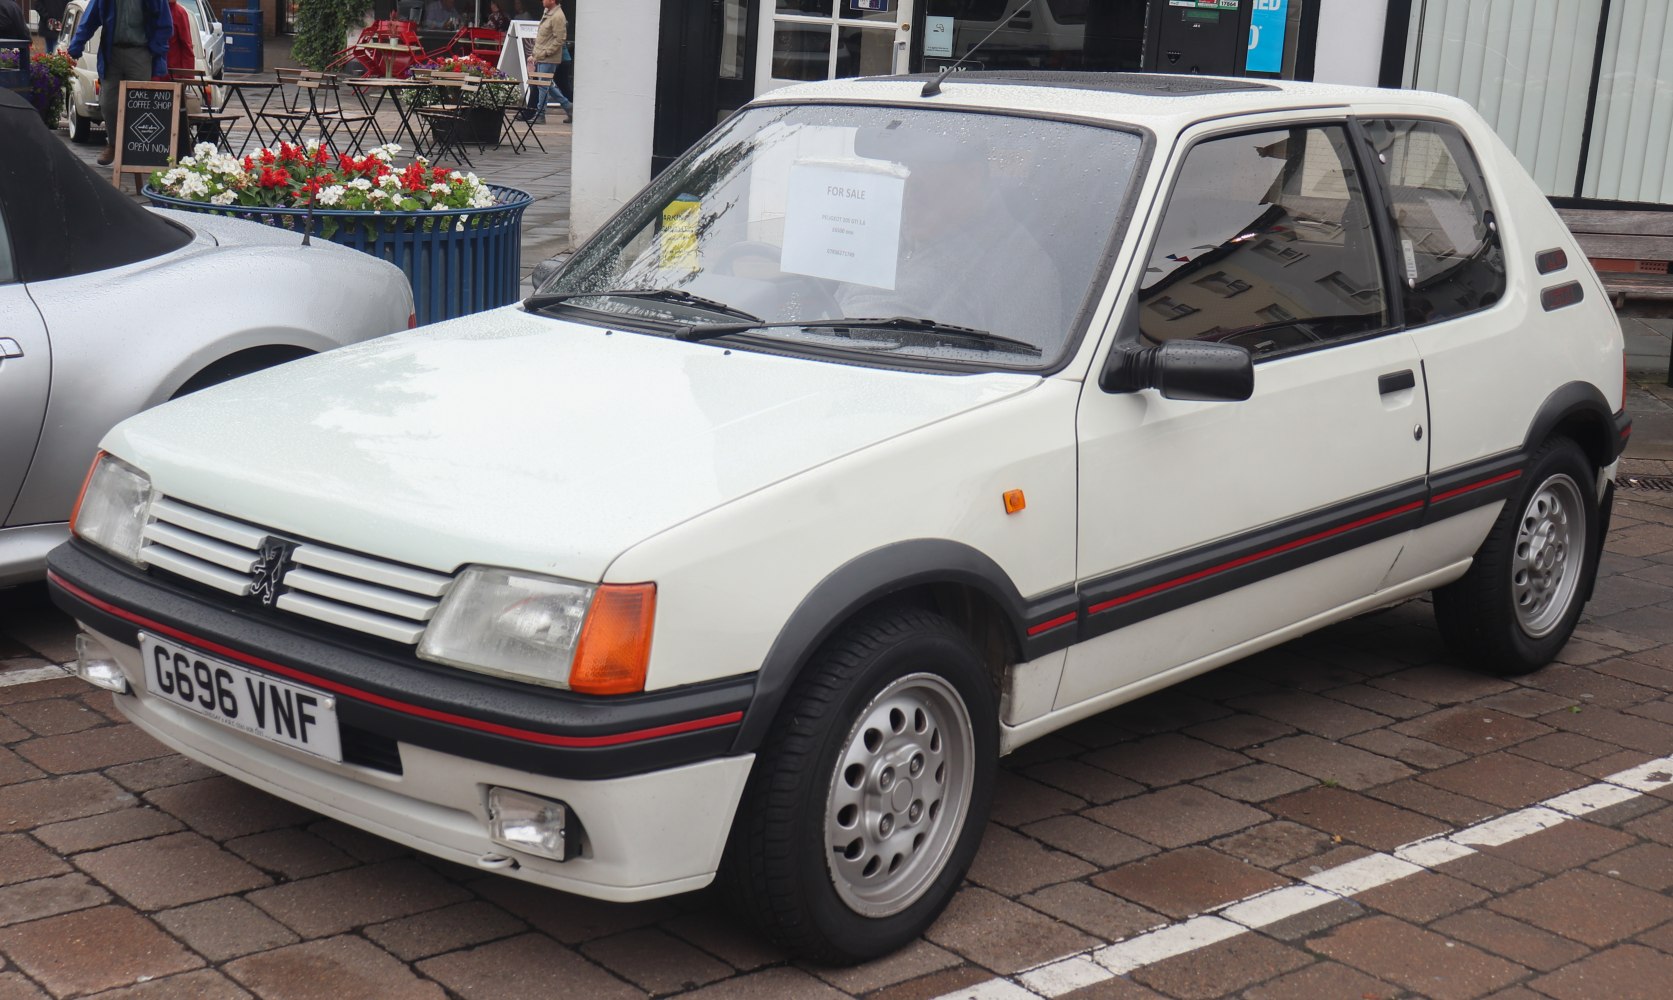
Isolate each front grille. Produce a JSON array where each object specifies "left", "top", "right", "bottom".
[{"left": 140, "top": 496, "right": 452, "bottom": 645}]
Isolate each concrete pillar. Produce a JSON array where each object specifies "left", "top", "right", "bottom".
[
  {"left": 1311, "top": 0, "right": 1388, "bottom": 87},
  {"left": 570, "top": 0, "right": 659, "bottom": 242}
]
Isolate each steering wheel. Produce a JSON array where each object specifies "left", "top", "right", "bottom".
[{"left": 711, "top": 241, "right": 844, "bottom": 321}]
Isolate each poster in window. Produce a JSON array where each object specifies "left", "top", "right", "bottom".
[{"left": 1246, "top": 0, "right": 1289, "bottom": 73}]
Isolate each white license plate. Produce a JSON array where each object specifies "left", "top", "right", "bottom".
[{"left": 139, "top": 633, "right": 343, "bottom": 763}]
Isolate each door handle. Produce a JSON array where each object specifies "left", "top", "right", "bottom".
[
  {"left": 1378, "top": 369, "right": 1415, "bottom": 395},
  {"left": 0, "top": 338, "right": 23, "bottom": 360}
]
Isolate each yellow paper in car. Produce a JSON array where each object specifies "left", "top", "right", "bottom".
[{"left": 661, "top": 195, "right": 701, "bottom": 271}]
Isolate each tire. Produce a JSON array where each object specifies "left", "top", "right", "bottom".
[
  {"left": 723, "top": 606, "right": 997, "bottom": 964},
  {"left": 69, "top": 111, "right": 94, "bottom": 144},
  {"left": 1434, "top": 437, "right": 1600, "bottom": 675}
]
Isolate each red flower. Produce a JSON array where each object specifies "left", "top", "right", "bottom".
[
  {"left": 242, "top": 155, "right": 254, "bottom": 171},
  {"left": 257, "top": 167, "right": 291, "bottom": 188},
  {"left": 259, "top": 149, "right": 276, "bottom": 166}
]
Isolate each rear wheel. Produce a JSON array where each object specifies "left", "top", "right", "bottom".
[
  {"left": 1434, "top": 437, "right": 1600, "bottom": 675},
  {"left": 724, "top": 606, "right": 996, "bottom": 964},
  {"left": 69, "top": 110, "right": 94, "bottom": 144}
]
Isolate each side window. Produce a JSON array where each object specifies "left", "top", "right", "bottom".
[
  {"left": 1362, "top": 119, "right": 1505, "bottom": 327},
  {"left": 1139, "top": 124, "right": 1389, "bottom": 359}
]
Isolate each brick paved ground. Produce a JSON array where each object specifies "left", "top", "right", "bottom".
[{"left": 0, "top": 445, "right": 1670, "bottom": 998}]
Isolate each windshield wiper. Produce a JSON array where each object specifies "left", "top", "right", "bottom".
[
  {"left": 523, "top": 288, "right": 764, "bottom": 324},
  {"left": 673, "top": 316, "right": 1043, "bottom": 356}
]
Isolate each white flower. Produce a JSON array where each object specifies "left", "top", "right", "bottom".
[
  {"left": 368, "top": 190, "right": 388, "bottom": 202},
  {"left": 162, "top": 168, "right": 187, "bottom": 186},
  {"left": 429, "top": 182, "right": 448, "bottom": 195},
  {"left": 349, "top": 177, "right": 372, "bottom": 190},
  {"left": 378, "top": 173, "right": 401, "bottom": 189},
  {"left": 179, "top": 174, "right": 210, "bottom": 199},
  {"left": 193, "top": 142, "right": 216, "bottom": 160},
  {"left": 177, "top": 156, "right": 196, "bottom": 168},
  {"left": 210, "top": 190, "right": 237, "bottom": 206},
  {"left": 450, "top": 170, "right": 463, "bottom": 181},
  {"left": 305, "top": 138, "right": 323, "bottom": 154},
  {"left": 370, "top": 143, "right": 401, "bottom": 162},
  {"left": 315, "top": 184, "right": 346, "bottom": 207}
]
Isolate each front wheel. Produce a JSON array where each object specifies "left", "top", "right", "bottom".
[
  {"left": 1434, "top": 437, "right": 1600, "bottom": 675},
  {"left": 723, "top": 606, "right": 996, "bottom": 964},
  {"left": 69, "top": 110, "right": 94, "bottom": 144}
]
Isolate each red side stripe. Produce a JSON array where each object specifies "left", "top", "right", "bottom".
[
  {"left": 1026, "top": 612, "right": 1077, "bottom": 636},
  {"left": 1087, "top": 500, "right": 1425, "bottom": 616},
  {"left": 1430, "top": 470, "right": 1521, "bottom": 504},
  {"left": 48, "top": 572, "right": 742, "bottom": 749}
]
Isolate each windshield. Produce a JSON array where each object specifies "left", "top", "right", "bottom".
[{"left": 542, "top": 104, "right": 1143, "bottom": 370}]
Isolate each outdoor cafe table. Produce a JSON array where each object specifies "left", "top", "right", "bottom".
[
  {"left": 213, "top": 78, "right": 284, "bottom": 154},
  {"left": 344, "top": 77, "right": 424, "bottom": 152}
]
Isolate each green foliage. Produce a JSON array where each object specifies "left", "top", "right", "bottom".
[{"left": 293, "top": 0, "right": 374, "bottom": 72}]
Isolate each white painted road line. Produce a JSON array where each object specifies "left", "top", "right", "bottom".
[
  {"left": 931, "top": 753, "right": 1673, "bottom": 1000},
  {"left": 0, "top": 664, "right": 70, "bottom": 688}
]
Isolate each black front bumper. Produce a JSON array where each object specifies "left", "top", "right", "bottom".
[{"left": 48, "top": 541, "right": 754, "bottom": 781}]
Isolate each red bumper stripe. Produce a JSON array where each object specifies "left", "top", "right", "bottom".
[
  {"left": 1430, "top": 470, "right": 1522, "bottom": 504},
  {"left": 48, "top": 572, "right": 742, "bottom": 749},
  {"left": 1088, "top": 500, "right": 1425, "bottom": 616},
  {"left": 1026, "top": 612, "right": 1078, "bottom": 636}
]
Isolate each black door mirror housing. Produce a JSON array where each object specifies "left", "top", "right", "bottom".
[{"left": 1100, "top": 340, "right": 1254, "bottom": 401}]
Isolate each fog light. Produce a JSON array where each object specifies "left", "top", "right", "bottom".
[
  {"left": 74, "top": 634, "right": 129, "bottom": 694},
  {"left": 487, "top": 787, "right": 577, "bottom": 862}
]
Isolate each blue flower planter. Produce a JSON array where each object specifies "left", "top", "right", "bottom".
[
  {"left": 0, "top": 40, "right": 27, "bottom": 90},
  {"left": 143, "top": 184, "right": 532, "bottom": 326}
]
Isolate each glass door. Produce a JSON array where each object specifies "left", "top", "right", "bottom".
[{"left": 756, "top": 0, "right": 917, "bottom": 94}]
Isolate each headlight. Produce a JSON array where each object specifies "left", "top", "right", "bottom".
[
  {"left": 418, "top": 567, "right": 656, "bottom": 693},
  {"left": 71, "top": 452, "right": 153, "bottom": 565}
]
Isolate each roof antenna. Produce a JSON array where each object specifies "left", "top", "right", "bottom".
[{"left": 922, "top": 0, "right": 1036, "bottom": 97}]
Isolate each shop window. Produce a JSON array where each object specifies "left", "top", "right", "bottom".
[
  {"left": 1138, "top": 124, "right": 1389, "bottom": 357},
  {"left": 1362, "top": 120, "right": 1506, "bottom": 328}
]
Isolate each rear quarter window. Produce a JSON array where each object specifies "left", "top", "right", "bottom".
[{"left": 1361, "top": 119, "right": 1506, "bottom": 327}]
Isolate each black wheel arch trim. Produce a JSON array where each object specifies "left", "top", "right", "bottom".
[
  {"left": 729, "top": 539, "right": 1063, "bottom": 754},
  {"left": 1524, "top": 381, "right": 1624, "bottom": 466},
  {"left": 45, "top": 541, "right": 753, "bottom": 781}
]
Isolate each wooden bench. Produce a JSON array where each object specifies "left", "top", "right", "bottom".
[{"left": 1558, "top": 207, "right": 1673, "bottom": 304}]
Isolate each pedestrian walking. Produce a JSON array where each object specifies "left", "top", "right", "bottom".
[
  {"left": 34, "top": 0, "right": 67, "bottom": 52},
  {"left": 66, "top": 0, "right": 172, "bottom": 165},
  {"left": 524, "top": 0, "right": 568, "bottom": 124}
]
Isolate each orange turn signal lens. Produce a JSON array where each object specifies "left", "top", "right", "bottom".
[
  {"left": 68, "top": 451, "right": 106, "bottom": 536},
  {"left": 1003, "top": 489, "right": 1026, "bottom": 515},
  {"left": 568, "top": 583, "right": 656, "bottom": 695}
]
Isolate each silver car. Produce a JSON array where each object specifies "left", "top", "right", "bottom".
[{"left": 0, "top": 90, "right": 412, "bottom": 585}]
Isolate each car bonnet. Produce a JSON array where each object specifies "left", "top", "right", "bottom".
[{"left": 100, "top": 308, "right": 1040, "bottom": 582}]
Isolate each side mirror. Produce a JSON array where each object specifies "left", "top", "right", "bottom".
[
  {"left": 1100, "top": 340, "right": 1254, "bottom": 401},
  {"left": 528, "top": 250, "right": 575, "bottom": 291}
]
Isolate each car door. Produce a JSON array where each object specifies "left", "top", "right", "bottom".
[
  {"left": 1056, "top": 117, "right": 1430, "bottom": 710},
  {"left": 0, "top": 259, "right": 51, "bottom": 527}
]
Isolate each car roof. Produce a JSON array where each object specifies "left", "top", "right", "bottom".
[{"left": 758, "top": 73, "right": 1478, "bottom": 135}]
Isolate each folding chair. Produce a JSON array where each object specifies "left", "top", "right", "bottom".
[
  {"left": 414, "top": 79, "right": 477, "bottom": 167},
  {"left": 309, "top": 76, "right": 378, "bottom": 155},
  {"left": 498, "top": 70, "right": 548, "bottom": 154},
  {"left": 170, "top": 69, "right": 239, "bottom": 156},
  {"left": 257, "top": 68, "right": 319, "bottom": 148}
]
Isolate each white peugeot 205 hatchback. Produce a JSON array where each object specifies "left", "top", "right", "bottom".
[{"left": 48, "top": 73, "right": 1630, "bottom": 962}]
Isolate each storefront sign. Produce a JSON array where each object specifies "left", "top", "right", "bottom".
[
  {"left": 1246, "top": 0, "right": 1289, "bottom": 73},
  {"left": 925, "top": 15, "right": 954, "bottom": 58},
  {"left": 781, "top": 163, "right": 905, "bottom": 290},
  {"left": 112, "top": 82, "right": 181, "bottom": 184}
]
